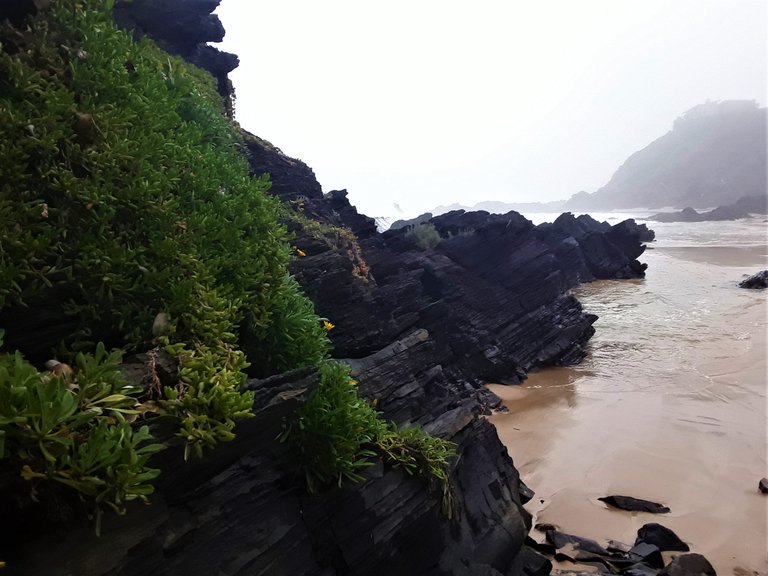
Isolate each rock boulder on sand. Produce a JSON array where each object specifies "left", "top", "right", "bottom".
[
  {"left": 598, "top": 495, "right": 671, "bottom": 513},
  {"left": 658, "top": 553, "right": 717, "bottom": 576},
  {"left": 739, "top": 270, "right": 768, "bottom": 289},
  {"left": 636, "top": 523, "right": 690, "bottom": 552},
  {"left": 545, "top": 529, "right": 610, "bottom": 556}
]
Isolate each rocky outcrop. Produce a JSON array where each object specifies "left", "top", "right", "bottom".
[
  {"left": 288, "top": 204, "right": 650, "bottom": 382},
  {"left": 739, "top": 270, "right": 768, "bottom": 289},
  {"left": 1, "top": 143, "right": 652, "bottom": 575},
  {"left": 244, "top": 136, "right": 653, "bottom": 573},
  {"left": 113, "top": 0, "right": 239, "bottom": 112},
  {"left": 1, "top": 368, "right": 531, "bottom": 576},
  {"left": 648, "top": 195, "right": 767, "bottom": 222},
  {"left": 0, "top": 2, "right": 654, "bottom": 575},
  {"left": 0, "top": 0, "right": 239, "bottom": 113}
]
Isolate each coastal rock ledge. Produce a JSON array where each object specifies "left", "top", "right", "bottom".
[{"left": 0, "top": 1, "right": 653, "bottom": 575}]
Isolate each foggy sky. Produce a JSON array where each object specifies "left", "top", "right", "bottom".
[{"left": 215, "top": 0, "right": 767, "bottom": 218}]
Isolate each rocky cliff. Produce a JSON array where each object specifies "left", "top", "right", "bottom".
[
  {"left": 0, "top": 2, "right": 653, "bottom": 575},
  {"left": 565, "top": 100, "right": 767, "bottom": 211}
]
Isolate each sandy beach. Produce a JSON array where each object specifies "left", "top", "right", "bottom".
[{"left": 490, "top": 219, "right": 768, "bottom": 574}]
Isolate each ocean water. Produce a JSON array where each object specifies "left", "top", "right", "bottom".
[{"left": 490, "top": 213, "right": 768, "bottom": 574}]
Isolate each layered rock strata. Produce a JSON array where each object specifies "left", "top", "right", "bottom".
[{"left": 0, "top": 3, "right": 653, "bottom": 575}]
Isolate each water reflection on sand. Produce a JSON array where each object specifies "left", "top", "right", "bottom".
[{"left": 489, "top": 216, "right": 768, "bottom": 575}]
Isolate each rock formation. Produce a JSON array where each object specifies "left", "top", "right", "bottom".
[
  {"left": 113, "top": 0, "right": 239, "bottom": 113},
  {"left": 739, "top": 270, "right": 768, "bottom": 289},
  {"left": 0, "top": 2, "right": 655, "bottom": 575},
  {"left": 648, "top": 195, "right": 768, "bottom": 222}
]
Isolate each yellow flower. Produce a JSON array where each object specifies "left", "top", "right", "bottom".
[
  {"left": 322, "top": 320, "right": 335, "bottom": 331},
  {"left": 296, "top": 248, "right": 307, "bottom": 257},
  {"left": 348, "top": 379, "right": 358, "bottom": 386}
]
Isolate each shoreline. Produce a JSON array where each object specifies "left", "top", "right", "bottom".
[{"left": 488, "top": 238, "right": 768, "bottom": 575}]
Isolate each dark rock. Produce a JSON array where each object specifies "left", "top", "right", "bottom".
[
  {"left": 325, "top": 190, "right": 379, "bottom": 240},
  {"left": 113, "top": 0, "right": 238, "bottom": 106},
  {"left": 0, "top": 0, "right": 50, "bottom": 23},
  {"left": 507, "top": 545, "right": 553, "bottom": 576},
  {"left": 629, "top": 543, "right": 665, "bottom": 570},
  {"left": 636, "top": 523, "right": 689, "bottom": 552},
  {"left": 0, "top": 373, "right": 530, "bottom": 576},
  {"left": 553, "top": 546, "right": 615, "bottom": 571},
  {"left": 658, "top": 553, "right": 717, "bottom": 576},
  {"left": 759, "top": 478, "right": 768, "bottom": 493},
  {"left": 606, "top": 540, "right": 633, "bottom": 555},
  {"left": 519, "top": 479, "right": 536, "bottom": 504},
  {"left": 648, "top": 204, "right": 750, "bottom": 223},
  {"left": 649, "top": 206, "right": 702, "bottom": 223},
  {"left": 739, "top": 270, "right": 768, "bottom": 289},
  {"left": 525, "top": 535, "right": 556, "bottom": 557},
  {"left": 243, "top": 131, "right": 325, "bottom": 203},
  {"left": 623, "top": 562, "right": 661, "bottom": 576},
  {"left": 649, "top": 194, "right": 767, "bottom": 223},
  {"left": 545, "top": 530, "right": 610, "bottom": 556},
  {"left": 734, "top": 194, "right": 768, "bottom": 214},
  {"left": 390, "top": 212, "right": 434, "bottom": 230},
  {"left": 119, "top": 349, "right": 179, "bottom": 391},
  {"left": 599, "top": 495, "right": 670, "bottom": 514}
]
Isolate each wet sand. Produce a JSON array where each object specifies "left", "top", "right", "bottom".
[{"left": 490, "top": 219, "right": 768, "bottom": 575}]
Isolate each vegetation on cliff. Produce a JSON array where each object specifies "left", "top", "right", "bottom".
[{"left": 0, "top": 0, "right": 451, "bottom": 531}]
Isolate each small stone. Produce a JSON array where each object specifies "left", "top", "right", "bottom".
[
  {"left": 636, "top": 522, "right": 690, "bottom": 552},
  {"left": 45, "top": 359, "right": 73, "bottom": 377},
  {"left": 534, "top": 522, "right": 558, "bottom": 532},
  {"left": 517, "top": 545, "right": 552, "bottom": 576},
  {"left": 599, "top": 494, "right": 670, "bottom": 513},
  {"left": 546, "top": 529, "right": 609, "bottom": 556},
  {"left": 519, "top": 479, "right": 535, "bottom": 504},
  {"left": 759, "top": 478, "right": 768, "bottom": 494},
  {"left": 629, "top": 542, "right": 665, "bottom": 569},
  {"left": 624, "top": 563, "right": 660, "bottom": 576},
  {"left": 152, "top": 312, "right": 171, "bottom": 337},
  {"left": 739, "top": 270, "right": 768, "bottom": 289},
  {"left": 607, "top": 539, "right": 633, "bottom": 554},
  {"left": 659, "top": 553, "right": 717, "bottom": 576}
]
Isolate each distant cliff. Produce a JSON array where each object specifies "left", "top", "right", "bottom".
[{"left": 566, "top": 100, "right": 767, "bottom": 211}]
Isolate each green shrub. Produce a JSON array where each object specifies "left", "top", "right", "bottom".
[
  {"left": 240, "top": 275, "right": 330, "bottom": 378},
  {"left": 0, "top": 0, "right": 297, "bottom": 369},
  {"left": 406, "top": 223, "right": 442, "bottom": 251},
  {"left": 282, "top": 361, "right": 455, "bottom": 511},
  {"left": 0, "top": 0, "right": 329, "bottom": 525},
  {"left": 0, "top": 0, "right": 453, "bottom": 530},
  {"left": 0, "top": 333, "right": 161, "bottom": 535}
]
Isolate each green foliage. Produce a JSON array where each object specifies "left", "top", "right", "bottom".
[
  {"left": 283, "top": 362, "right": 386, "bottom": 491},
  {"left": 0, "top": 0, "right": 453, "bottom": 532},
  {"left": 283, "top": 361, "right": 455, "bottom": 512},
  {"left": 0, "top": 0, "right": 293, "bottom": 368},
  {"left": 406, "top": 223, "right": 442, "bottom": 251},
  {"left": 161, "top": 339, "right": 254, "bottom": 460},
  {"left": 0, "top": 333, "right": 161, "bottom": 535},
  {"left": 241, "top": 275, "right": 330, "bottom": 378},
  {"left": 0, "top": 0, "right": 332, "bottom": 528}
]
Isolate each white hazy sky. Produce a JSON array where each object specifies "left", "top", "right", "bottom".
[{"left": 215, "top": 0, "right": 767, "bottom": 218}]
